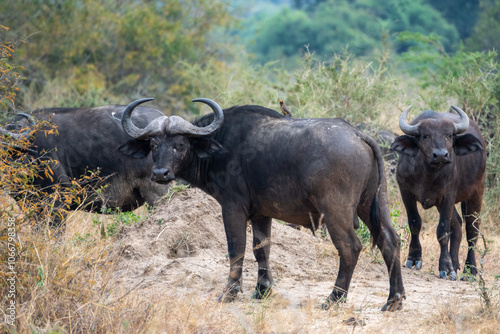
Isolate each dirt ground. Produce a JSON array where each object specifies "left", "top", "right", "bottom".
[{"left": 71, "top": 187, "right": 500, "bottom": 333}]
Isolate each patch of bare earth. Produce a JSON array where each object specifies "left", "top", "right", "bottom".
[{"left": 86, "top": 187, "right": 498, "bottom": 333}]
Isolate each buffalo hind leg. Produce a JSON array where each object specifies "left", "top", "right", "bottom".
[
  {"left": 321, "top": 208, "right": 362, "bottom": 309},
  {"left": 251, "top": 216, "right": 274, "bottom": 299},
  {"left": 461, "top": 198, "right": 482, "bottom": 279},
  {"left": 358, "top": 192, "right": 405, "bottom": 311},
  {"left": 218, "top": 207, "right": 248, "bottom": 302},
  {"left": 401, "top": 190, "right": 423, "bottom": 270}
]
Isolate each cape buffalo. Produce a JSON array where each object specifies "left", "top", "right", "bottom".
[
  {"left": 390, "top": 106, "right": 486, "bottom": 280},
  {"left": 1, "top": 105, "right": 169, "bottom": 212},
  {"left": 118, "top": 98, "right": 405, "bottom": 311}
]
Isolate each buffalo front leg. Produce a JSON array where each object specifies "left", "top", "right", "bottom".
[
  {"left": 218, "top": 207, "right": 248, "bottom": 302},
  {"left": 401, "top": 190, "right": 423, "bottom": 270},
  {"left": 251, "top": 216, "right": 274, "bottom": 299},
  {"left": 437, "top": 199, "right": 457, "bottom": 280}
]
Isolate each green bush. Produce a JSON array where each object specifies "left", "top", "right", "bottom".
[{"left": 287, "top": 49, "right": 399, "bottom": 127}]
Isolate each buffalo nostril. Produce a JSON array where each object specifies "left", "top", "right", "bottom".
[
  {"left": 152, "top": 168, "right": 171, "bottom": 181},
  {"left": 433, "top": 150, "right": 448, "bottom": 159}
]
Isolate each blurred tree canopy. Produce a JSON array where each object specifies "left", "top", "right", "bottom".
[
  {"left": 242, "top": 0, "right": 459, "bottom": 66},
  {"left": 0, "top": 0, "right": 233, "bottom": 112},
  {"left": 465, "top": 0, "right": 500, "bottom": 53},
  {"left": 425, "top": 0, "right": 480, "bottom": 40}
]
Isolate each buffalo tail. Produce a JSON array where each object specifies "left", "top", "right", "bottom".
[{"left": 358, "top": 132, "right": 384, "bottom": 247}]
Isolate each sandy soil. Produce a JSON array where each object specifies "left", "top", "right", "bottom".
[{"left": 78, "top": 187, "right": 499, "bottom": 333}]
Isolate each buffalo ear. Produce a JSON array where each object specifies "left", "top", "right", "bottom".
[
  {"left": 390, "top": 135, "right": 419, "bottom": 157},
  {"left": 454, "top": 134, "right": 484, "bottom": 156},
  {"left": 193, "top": 138, "right": 224, "bottom": 158},
  {"left": 118, "top": 140, "right": 151, "bottom": 159}
]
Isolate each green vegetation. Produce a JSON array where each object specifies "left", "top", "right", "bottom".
[
  {"left": 0, "top": 25, "right": 24, "bottom": 121},
  {"left": 95, "top": 208, "right": 144, "bottom": 237},
  {"left": 0, "top": 0, "right": 234, "bottom": 112},
  {"left": 240, "top": 0, "right": 459, "bottom": 66}
]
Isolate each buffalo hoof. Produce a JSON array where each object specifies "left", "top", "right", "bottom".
[
  {"left": 321, "top": 299, "right": 341, "bottom": 310},
  {"left": 321, "top": 291, "right": 347, "bottom": 310},
  {"left": 251, "top": 283, "right": 273, "bottom": 300},
  {"left": 460, "top": 274, "right": 476, "bottom": 282},
  {"left": 217, "top": 285, "right": 241, "bottom": 303},
  {"left": 406, "top": 259, "right": 422, "bottom": 270},
  {"left": 439, "top": 270, "right": 457, "bottom": 280},
  {"left": 217, "top": 291, "right": 237, "bottom": 303},
  {"left": 381, "top": 293, "right": 405, "bottom": 312}
]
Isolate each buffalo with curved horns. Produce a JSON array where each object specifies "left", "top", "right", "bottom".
[
  {"left": 390, "top": 106, "right": 486, "bottom": 280},
  {"left": 118, "top": 98, "right": 405, "bottom": 311},
  {"left": 1, "top": 105, "right": 169, "bottom": 212}
]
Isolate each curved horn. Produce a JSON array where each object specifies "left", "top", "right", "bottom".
[
  {"left": 16, "top": 113, "right": 37, "bottom": 127},
  {"left": 450, "top": 105, "right": 469, "bottom": 134},
  {"left": 166, "top": 98, "right": 224, "bottom": 137},
  {"left": 399, "top": 105, "right": 420, "bottom": 136},
  {"left": 121, "top": 98, "right": 167, "bottom": 139}
]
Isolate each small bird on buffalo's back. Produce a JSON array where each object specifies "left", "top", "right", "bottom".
[{"left": 279, "top": 99, "right": 293, "bottom": 118}]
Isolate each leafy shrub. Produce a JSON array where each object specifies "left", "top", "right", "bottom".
[
  {"left": 0, "top": 25, "right": 25, "bottom": 120},
  {"left": 288, "top": 49, "right": 399, "bottom": 128}
]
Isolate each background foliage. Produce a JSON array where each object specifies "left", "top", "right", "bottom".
[
  {"left": 239, "top": 0, "right": 459, "bottom": 66},
  {"left": 0, "top": 0, "right": 234, "bottom": 113}
]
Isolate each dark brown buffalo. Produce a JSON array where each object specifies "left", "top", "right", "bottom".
[
  {"left": 2, "top": 106, "right": 169, "bottom": 212},
  {"left": 118, "top": 98, "right": 405, "bottom": 311},
  {"left": 390, "top": 106, "right": 486, "bottom": 280}
]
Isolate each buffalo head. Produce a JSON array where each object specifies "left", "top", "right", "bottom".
[
  {"left": 118, "top": 98, "right": 224, "bottom": 183},
  {"left": 390, "top": 106, "right": 483, "bottom": 167}
]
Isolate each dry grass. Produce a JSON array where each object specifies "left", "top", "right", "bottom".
[{"left": 1, "top": 188, "right": 500, "bottom": 334}]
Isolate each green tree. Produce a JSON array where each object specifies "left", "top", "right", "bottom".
[
  {"left": 355, "top": 0, "right": 459, "bottom": 53},
  {"left": 0, "top": 0, "right": 233, "bottom": 111},
  {"left": 425, "top": 0, "right": 480, "bottom": 40},
  {"left": 465, "top": 0, "right": 500, "bottom": 53},
  {"left": 243, "top": 0, "right": 459, "bottom": 66},
  {"left": 292, "top": 0, "right": 328, "bottom": 11}
]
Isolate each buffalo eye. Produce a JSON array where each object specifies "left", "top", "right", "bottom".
[
  {"left": 447, "top": 134, "right": 453, "bottom": 140},
  {"left": 422, "top": 135, "right": 430, "bottom": 141},
  {"left": 173, "top": 142, "right": 185, "bottom": 153},
  {"left": 150, "top": 141, "right": 158, "bottom": 152}
]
